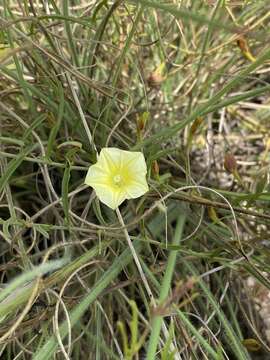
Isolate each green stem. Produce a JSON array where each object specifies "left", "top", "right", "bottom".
[{"left": 146, "top": 215, "right": 186, "bottom": 360}]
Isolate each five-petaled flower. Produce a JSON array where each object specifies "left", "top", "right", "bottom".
[{"left": 85, "top": 148, "right": 149, "bottom": 210}]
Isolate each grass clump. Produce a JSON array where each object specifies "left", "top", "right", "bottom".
[{"left": 1, "top": 1, "right": 270, "bottom": 359}]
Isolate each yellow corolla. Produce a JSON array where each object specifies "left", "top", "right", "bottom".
[{"left": 85, "top": 148, "right": 149, "bottom": 210}]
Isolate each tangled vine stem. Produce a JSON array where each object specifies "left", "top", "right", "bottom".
[
  {"left": 115, "top": 207, "right": 181, "bottom": 359},
  {"left": 115, "top": 207, "right": 154, "bottom": 303}
]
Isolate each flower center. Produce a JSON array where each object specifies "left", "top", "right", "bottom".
[{"left": 113, "top": 174, "right": 123, "bottom": 186}]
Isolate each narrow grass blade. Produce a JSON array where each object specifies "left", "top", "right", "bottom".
[
  {"left": 33, "top": 240, "right": 142, "bottom": 360},
  {"left": 0, "top": 259, "right": 68, "bottom": 304},
  {"left": 146, "top": 215, "right": 185, "bottom": 360}
]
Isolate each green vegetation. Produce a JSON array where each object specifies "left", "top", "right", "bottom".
[{"left": 1, "top": 1, "right": 270, "bottom": 359}]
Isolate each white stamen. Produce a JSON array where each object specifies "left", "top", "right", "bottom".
[{"left": 113, "top": 174, "right": 122, "bottom": 184}]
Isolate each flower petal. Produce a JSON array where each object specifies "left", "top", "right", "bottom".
[
  {"left": 94, "top": 185, "right": 126, "bottom": 210},
  {"left": 84, "top": 164, "right": 109, "bottom": 187},
  {"left": 125, "top": 176, "right": 149, "bottom": 199},
  {"left": 99, "top": 148, "right": 122, "bottom": 172},
  {"left": 124, "top": 151, "right": 147, "bottom": 174},
  {"left": 85, "top": 148, "right": 149, "bottom": 209}
]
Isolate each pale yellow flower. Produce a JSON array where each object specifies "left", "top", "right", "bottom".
[{"left": 85, "top": 148, "right": 149, "bottom": 210}]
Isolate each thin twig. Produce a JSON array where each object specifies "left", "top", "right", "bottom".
[{"left": 149, "top": 192, "right": 270, "bottom": 221}]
